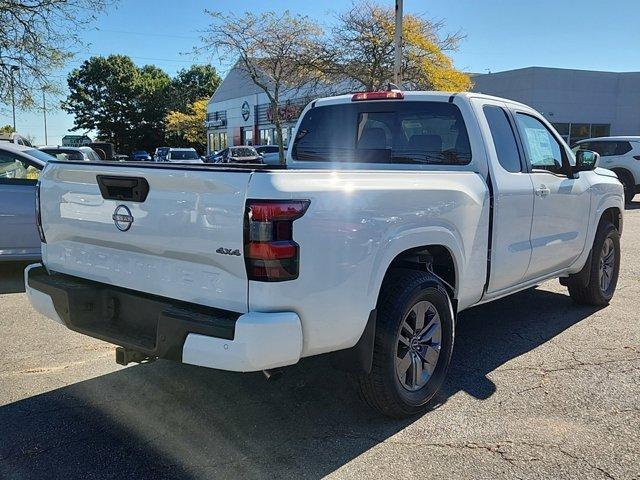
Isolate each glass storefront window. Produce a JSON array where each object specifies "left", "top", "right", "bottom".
[
  {"left": 570, "top": 123, "right": 591, "bottom": 145},
  {"left": 551, "top": 122, "right": 611, "bottom": 146},
  {"left": 243, "top": 129, "right": 254, "bottom": 146},
  {"left": 259, "top": 129, "right": 274, "bottom": 145},
  {"left": 591, "top": 124, "right": 611, "bottom": 138},
  {"left": 208, "top": 132, "right": 228, "bottom": 153}
]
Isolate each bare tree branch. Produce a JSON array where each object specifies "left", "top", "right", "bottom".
[
  {"left": 197, "top": 10, "right": 326, "bottom": 164},
  {"left": 0, "top": 0, "right": 115, "bottom": 109}
]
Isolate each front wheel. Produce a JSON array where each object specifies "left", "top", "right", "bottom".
[
  {"left": 358, "top": 269, "right": 455, "bottom": 418},
  {"left": 568, "top": 221, "right": 620, "bottom": 306}
]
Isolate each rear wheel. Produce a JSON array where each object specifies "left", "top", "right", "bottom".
[
  {"left": 358, "top": 269, "right": 454, "bottom": 418},
  {"left": 568, "top": 221, "right": 620, "bottom": 306}
]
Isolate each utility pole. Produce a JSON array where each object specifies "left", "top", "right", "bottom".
[
  {"left": 393, "top": 0, "right": 403, "bottom": 86},
  {"left": 6, "top": 65, "right": 19, "bottom": 131},
  {"left": 42, "top": 87, "right": 48, "bottom": 144}
]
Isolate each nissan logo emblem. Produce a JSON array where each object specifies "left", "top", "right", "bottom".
[
  {"left": 241, "top": 101, "right": 251, "bottom": 121},
  {"left": 112, "top": 205, "right": 134, "bottom": 232}
]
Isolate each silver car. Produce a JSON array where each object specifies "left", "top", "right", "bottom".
[
  {"left": 0, "top": 143, "right": 53, "bottom": 261},
  {"left": 39, "top": 146, "right": 102, "bottom": 162},
  {"left": 165, "top": 148, "right": 203, "bottom": 164}
]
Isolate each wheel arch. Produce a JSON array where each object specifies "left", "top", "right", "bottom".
[{"left": 601, "top": 206, "right": 622, "bottom": 233}]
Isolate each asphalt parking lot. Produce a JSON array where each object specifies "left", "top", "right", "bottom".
[{"left": 1, "top": 212, "right": 638, "bottom": 480}]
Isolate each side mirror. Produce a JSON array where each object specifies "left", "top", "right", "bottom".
[{"left": 574, "top": 149, "right": 599, "bottom": 172}]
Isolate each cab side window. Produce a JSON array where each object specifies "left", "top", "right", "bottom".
[
  {"left": 0, "top": 151, "right": 41, "bottom": 183},
  {"left": 483, "top": 105, "right": 522, "bottom": 173},
  {"left": 515, "top": 113, "right": 565, "bottom": 175}
]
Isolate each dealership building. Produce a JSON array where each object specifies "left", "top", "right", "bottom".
[
  {"left": 206, "top": 65, "right": 640, "bottom": 153},
  {"left": 472, "top": 67, "right": 640, "bottom": 145},
  {"left": 204, "top": 64, "right": 333, "bottom": 153}
]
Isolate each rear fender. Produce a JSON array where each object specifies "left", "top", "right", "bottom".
[{"left": 367, "top": 226, "right": 464, "bottom": 310}]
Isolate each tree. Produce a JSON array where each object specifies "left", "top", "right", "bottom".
[
  {"left": 0, "top": 0, "right": 114, "bottom": 109},
  {"left": 165, "top": 98, "right": 207, "bottom": 151},
  {"left": 0, "top": 124, "right": 14, "bottom": 134},
  {"left": 63, "top": 55, "right": 172, "bottom": 153},
  {"left": 170, "top": 65, "right": 221, "bottom": 112},
  {"left": 199, "top": 10, "right": 324, "bottom": 164},
  {"left": 325, "top": 1, "right": 471, "bottom": 92}
]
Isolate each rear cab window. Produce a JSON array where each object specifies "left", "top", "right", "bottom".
[{"left": 292, "top": 101, "right": 471, "bottom": 165}]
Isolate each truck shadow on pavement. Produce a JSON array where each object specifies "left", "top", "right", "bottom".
[{"left": 0, "top": 287, "right": 599, "bottom": 479}]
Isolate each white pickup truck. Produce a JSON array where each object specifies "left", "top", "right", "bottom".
[{"left": 26, "top": 90, "right": 623, "bottom": 417}]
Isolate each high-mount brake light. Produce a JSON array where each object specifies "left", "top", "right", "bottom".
[
  {"left": 351, "top": 91, "right": 405, "bottom": 101},
  {"left": 245, "top": 199, "right": 310, "bottom": 281}
]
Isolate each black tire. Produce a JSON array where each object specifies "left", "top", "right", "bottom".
[
  {"left": 568, "top": 221, "right": 620, "bottom": 306},
  {"left": 615, "top": 170, "right": 635, "bottom": 204},
  {"left": 358, "top": 269, "right": 455, "bottom": 418}
]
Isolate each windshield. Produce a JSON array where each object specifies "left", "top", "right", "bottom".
[
  {"left": 169, "top": 150, "right": 198, "bottom": 160},
  {"left": 41, "top": 149, "right": 84, "bottom": 161},
  {"left": 292, "top": 101, "right": 471, "bottom": 165},
  {"left": 231, "top": 147, "right": 258, "bottom": 157},
  {"left": 25, "top": 149, "right": 56, "bottom": 163}
]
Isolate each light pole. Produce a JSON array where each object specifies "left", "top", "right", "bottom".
[{"left": 393, "top": 0, "right": 403, "bottom": 86}]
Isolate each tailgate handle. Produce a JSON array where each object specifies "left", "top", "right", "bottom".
[{"left": 97, "top": 175, "right": 149, "bottom": 202}]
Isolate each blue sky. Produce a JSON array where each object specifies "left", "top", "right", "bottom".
[{"left": 4, "top": 0, "right": 639, "bottom": 146}]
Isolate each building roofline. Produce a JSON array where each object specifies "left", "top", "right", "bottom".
[{"left": 476, "top": 66, "right": 640, "bottom": 76}]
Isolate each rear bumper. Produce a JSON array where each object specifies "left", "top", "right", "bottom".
[{"left": 24, "top": 264, "right": 302, "bottom": 372}]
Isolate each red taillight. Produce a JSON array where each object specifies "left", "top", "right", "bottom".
[
  {"left": 245, "top": 199, "right": 310, "bottom": 281},
  {"left": 351, "top": 91, "right": 404, "bottom": 101},
  {"left": 634, "top": 155, "right": 640, "bottom": 161},
  {"left": 35, "top": 181, "right": 46, "bottom": 243},
  {"left": 247, "top": 201, "right": 309, "bottom": 222}
]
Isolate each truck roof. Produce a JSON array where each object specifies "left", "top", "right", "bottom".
[{"left": 312, "top": 90, "right": 530, "bottom": 110}]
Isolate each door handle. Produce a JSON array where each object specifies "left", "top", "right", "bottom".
[{"left": 535, "top": 185, "right": 550, "bottom": 197}]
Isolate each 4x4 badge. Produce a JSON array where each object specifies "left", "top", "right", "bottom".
[{"left": 216, "top": 247, "right": 241, "bottom": 256}]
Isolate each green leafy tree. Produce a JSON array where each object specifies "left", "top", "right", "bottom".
[
  {"left": 0, "top": 0, "right": 115, "bottom": 109},
  {"left": 170, "top": 65, "right": 221, "bottom": 112},
  {"left": 0, "top": 124, "right": 14, "bottom": 134},
  {"left": 63, "top": 55, "right": 171, "bottom": 153}
]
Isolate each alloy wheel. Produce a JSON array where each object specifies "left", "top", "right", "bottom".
[
  {"left": 599, "top": 237, "right": 615, "bottom": 292},
  {"left": 395, "top": 300, "right": 442, "bottom": 391}
]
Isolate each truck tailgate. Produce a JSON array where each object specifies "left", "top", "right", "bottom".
[{"left": 39, "top": 162, "right": 251, "bottom": 313}]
